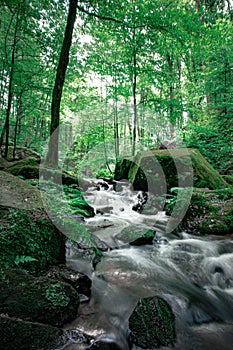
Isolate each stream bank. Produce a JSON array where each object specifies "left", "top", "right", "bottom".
[{"left": 1, "top": 150, "right": 233, "bottom": 349}]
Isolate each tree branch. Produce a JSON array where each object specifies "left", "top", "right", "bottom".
[{"left": 77, "top": 4, "right": 123, "bottom": 24}]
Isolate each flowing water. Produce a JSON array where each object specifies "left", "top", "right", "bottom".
[{"left": 62, "top": 180, "right": 233, "bottom": 350}]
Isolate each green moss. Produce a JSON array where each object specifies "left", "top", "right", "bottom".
[
  {"left": 117, "top": 226, "right": 155, "bottom": 245},
  {"left": 0, "top": 208, "right": 64, "bottom": 274},
  {"left": 0, "top": 315, "right": 62, "bottom": 350},
  {"left": 189, "top": 149, "right": 229, "bottom": 189},
  {"left": 180, "top": 189, "right": 233, "bottom": 235},
  {"left": 114, "top": 148, "right": 230, "bottom": 193},
  {"left": 222, "top": 175, "right": 233, "bottom": 186},
  {"left": 129, "top": 296, "right": 176, "bottom": 348},
  {"left": 0, "top": 268, "right": 80, "bottom": 327}
]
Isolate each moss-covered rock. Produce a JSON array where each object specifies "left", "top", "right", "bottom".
[
  {"left": 0, "top": 170, "right": 43, "bottom": 210},
  {"left": 0, "top": 268, "right": 80, "bottom": 327},
  {"left": 0, "top": 171, "right": 65, "bottom": 273},
  {"left": 2, "top": 146, "right": 41, "bottom": 161},
  {"left": 0, "top": 207, "right": 65, "bottom": 274},
  {"left": 129, "top": 296, "right": 176, "bottom": 349},
  {"left": 43, "top": 265, "right": 92, "bottom": 298},
  {"left": 116, "top": 226, "right": 155, "bottom": 245},
  {"left": 115, "top": 148, "right": 229, "bottom": 193},
  {"left": 0, "top": 315, "right": 62, "bottom": 350},
  {"left": 6, "top": 162, "right": 81, "bottom": 186},
  {"left": 179, "top": 188, "right": 233, "bottom": 235}
]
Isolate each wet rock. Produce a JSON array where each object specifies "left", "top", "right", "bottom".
[
  {"left": 44, "top": 265, "right": 92, "bottom": 298},
  {"left": 132, "top": 191, "right": 148, "bottom": 213},
  {"left": 0, "top": 172, "right": 66, "bottom": 273},
  {"left": 89, "top": 339, "right": 127, "bottom": 350},
  {"left": 129, "top": 296, "right": 176, "bottom": 349},
  {"left": 116, "top": 226, "right": 155, "bottom": 246},
  {"left": 140, "top": 193, "right": 163, "bottom": 214},
  {"left": 114, "top": 148, "right": 228, "bottom": 193},
  {"left": 96, "top": 181, "right": 109, "bottom": 190},
  {"left": 0, "top": 314, "right": 62, "bottom": 350},
  {"left": 96, "top": 206, "right": 114, "bottom": 215},
  {"left": 58, "top": 329, "right": 93, "bottom": 349},
  {"left": 0, "top": 268, "right": 80, "bottom": 327}
]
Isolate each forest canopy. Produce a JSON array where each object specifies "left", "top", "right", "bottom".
[{"left": 0, "top": 0, "right": 232, "bottom": 176}]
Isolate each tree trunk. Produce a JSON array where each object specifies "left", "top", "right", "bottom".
[
  {"left": 132, "top": 40, "right": 137, "bottom": 156},
  {"left": 13, "top": 91, "right": 23, "bottom": 159},
  {"left": 0, "top": 12, "right": 19, "bottom": 157},
  {"left": 45, "top": 0, "right": 77, "bottom": 167}
]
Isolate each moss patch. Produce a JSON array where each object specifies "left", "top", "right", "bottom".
[
  {"left": 114, "top": 148, "right": 229, "bottom": 193},
  {"left": 0, "top": 268, "right": 80, "bottom": 327},
  {"left": 0, "top": 315, "right": 62, "bottom": 350},
  {"left": 0, "top": 171, "right": 43, "bottom": 210},
  {"left": 129, "top": 296, "right": 176, "bottom": 348},
  {"left": 180, "top": 188, "right": 233, "bottom": 235},
  {"left": 0, "top": 207, "right": 64, "bottom": 274},
  {"left": 116, "top": 226, "right": 155, "bottom": 245}
]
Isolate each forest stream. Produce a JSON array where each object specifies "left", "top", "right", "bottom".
[{"left": 59, "top": 179, "right": 233, "bottom": 350}]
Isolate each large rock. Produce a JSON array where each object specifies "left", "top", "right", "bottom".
[
  {"left": 0, "top": 171, "right": 65, "bottom": 273},
  {"left": 0, "top": 268, "right": 80, "bottom": 327},
  {"left": 116, "top": 226, "right": 155, "bottom": 246},
  {"left": 0, "top": 315, "right": 62, "bottom": 350},
  {"left": 1, "top": 146, "right": 41, "bottom": 161},
  {"left": 129, "top": 296, "right": 176, "bottom": 349},
  {"left": 114, "top": 148, "right": 229, "bottom": 193},
  {"left": 44, "top": 265, "right": 92, "bottom": 299}
]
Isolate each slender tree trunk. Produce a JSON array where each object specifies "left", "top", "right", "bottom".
[
  {"left": 132, "top": 42, "right": 137, "bottom": 156},
  {"left": 45, "top": 0, "right": 77, "bottom": 167},
  {"left": 13, "top": 91, "right": 23, "bottom": 158},
  {"left": 4, "top": 13, "right": 19, "bottom": 158},
  {"left": 167, "top": 54, "right": 175, "bottom": 138}
]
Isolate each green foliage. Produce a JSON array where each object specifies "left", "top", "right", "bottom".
[
  {"left": 185, "top": 122, "right": 233, "bottom": 175},
  {"left": 95, "top": 168, "right": 113, "bottom": 179},
  {"left": 180, "top": 189, "right": 233, "bottom": 234},
  {"left": 165, "top": 187, "right": 193, "bottom": 215},
  {"left": 0, "top": 208, "right": 62, "bottom": 274}
]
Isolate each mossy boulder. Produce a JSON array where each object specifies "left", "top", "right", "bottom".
[
  {"left": 5, "top": 163, "right": 95, "bottom": 218},
  {"left": 0, "top": 171, "right": 65, "bottom": 273},
  {"left": 114, "top": 148, "right": 229, "bottom": 193},
  {"left": 0, "top": 315, "right": 62, "bottom": 350},
  {"left": 0, "top": 268, "right": 80, "bottom": 327},
  {"left": 116, "top": 226, "right": 155, "bottom": 245},
  {"left": 2, "top": 146, "right": 41, "bottom": 161},
  {"left": 129, "top": 296, "right": 176, "bottom": 349},
  {"left": 6, "top": 162, "right": 79, "bottom": 185},
  {"left": 179, "top": 188, "right": 233, "bottom": 235}
]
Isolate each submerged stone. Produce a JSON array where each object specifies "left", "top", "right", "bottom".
[
  {"left": 129, "top": 296, "right": 176, "bottom": 349},
  {"left": 116, "top": 226, "right": 155, "bottom": 246}
]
